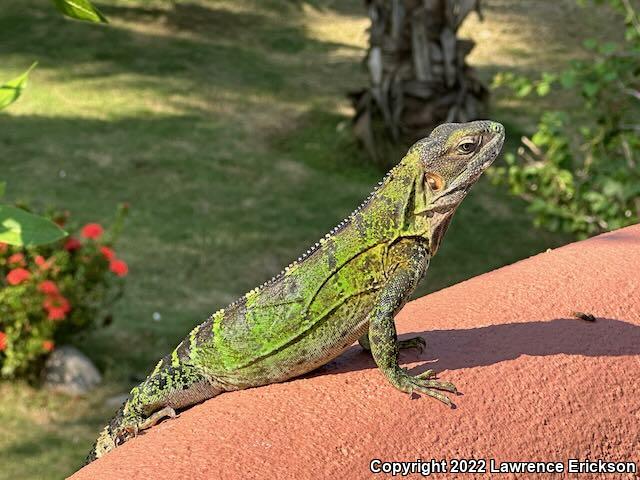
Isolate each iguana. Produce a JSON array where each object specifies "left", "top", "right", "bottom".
[{"left": 86, "top": 120, "right": 505, "bottom": 463}]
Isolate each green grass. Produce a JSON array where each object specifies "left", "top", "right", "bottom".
[{"left": 0, "top": 0, "right": 613, "bottom": 477}]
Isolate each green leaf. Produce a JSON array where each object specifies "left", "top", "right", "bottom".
[
  {"left": 582, "top": 82, "right": 599, "bottom": 98},
  {"left": 541, "top": 72, "right": 557, "bottom": 83},
  {"left": 579, "top": 126, "right": 591, "bottom": 137},
  {"left": 583, "top": 38, "right": 598, "bottom": 50},
  {"left": 516, "top": 83, "right": 533, "bottom": 97},
  {"left": 0, "top": 63, "right": 37, "bottom": 111},
  {"left": 536, "top": 82, "right": 551, "bottom": 96},
  {"left": 0, "top": 205, "right": 67, "bottom": 246},
  {"left": 51, "top": 0, "right": 108, "bottom": 23},
  {"left": 602, "top": 179, "right": 624, "bottom": 197},
  {"left": 560, "top": 70, "right": 576, "bottom": 89},
  {"left": 599, "top": 41, "right": 618, "bottom": 55},
  {"left": 0, "top": 182, "right": 5, "bottom": 199},
  {"left": 504, "top": 152, "right": 517, "bottom": 165}
]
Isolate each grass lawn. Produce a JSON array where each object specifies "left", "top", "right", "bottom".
[{"left": 0, "top": 0, "right": 622, "bottom": 477}]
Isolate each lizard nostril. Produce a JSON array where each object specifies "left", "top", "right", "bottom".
[{"left": 489, "top": 122, "right": 504, "bottom": 134}]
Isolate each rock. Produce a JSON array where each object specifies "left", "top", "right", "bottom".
[{"left": 43, "top": 345, "right": 102, "bottom": 396}]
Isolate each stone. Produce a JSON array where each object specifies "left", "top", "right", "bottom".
[{"left": 43, "top": 345, "right": 102, "bottom": 396}]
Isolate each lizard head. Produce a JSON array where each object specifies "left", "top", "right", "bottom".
[{"left": 410, "top": 120, "right": 505, "bottom": 252}]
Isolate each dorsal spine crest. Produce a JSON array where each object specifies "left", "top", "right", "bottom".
[{"left": 225, "top": 164, "right": 402, "bottom": 309}]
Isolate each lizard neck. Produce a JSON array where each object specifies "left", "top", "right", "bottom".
[{"left": 362, "top": 153, "right": 433, "bottom": 247}]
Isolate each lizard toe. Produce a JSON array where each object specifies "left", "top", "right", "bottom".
[{"left": 415, "top": 369, "right": 437, "bottom": 380}]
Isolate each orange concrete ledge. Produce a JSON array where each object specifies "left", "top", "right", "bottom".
[{"left": 71, "top": 225, "right": 640, "bottom": 479}]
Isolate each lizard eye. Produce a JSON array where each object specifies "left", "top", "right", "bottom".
[
  {"left": 424, "top": 172, "right": 445, "bottom": 191},
  {"left": 456, "top": 139, "right": 477, "bottom": 155}
]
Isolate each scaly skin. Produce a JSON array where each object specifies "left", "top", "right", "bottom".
[{"left": 86, "top": 120, "right": 505, "bottom": 463}]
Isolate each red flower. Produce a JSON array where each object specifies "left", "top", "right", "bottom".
[
  {"left": 7, "top": 268, "right": 30, "bottom": 285},
  {"left": 34, "top": 255, "right": 52, "bottom": 270},
  {"left": 0, "top": 331, "right": 6, "bottom": 351},
  {"left": 0, "top": 243, "right": 8, "bottom": 254},
  {"left": 100, "top": 246, "right": 115, "bottom": 261},
  {"left": 38, "top": 280, "right": 60, "bottom": 296},
  {"left": 81, "top": 223, "right": 103, "bottom": 240},
  {"left": 43, "top": 295, "right": 71, "bottom": 313},
  {"left": 47, "top": 308, "right": 66, "bottom": 321},
  {"left": 110, "top": 259, "right": 128, "bottom": 277},
  {"left": 42, "top": 340, "right": 55, "bottom": 352},
  {"left": 64, "top": 237, "right": 82, "bottom": 251},
  {"left": 43, "top": 294, "right": 71, "bottom": 321},
  {"left": 8, "top": 253, "right": 26, "bottom": 267}
]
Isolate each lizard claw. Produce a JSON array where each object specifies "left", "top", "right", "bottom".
[
  {"left": 415, "top": 369, "right": 437, "bottom": 380},
  {"left": 398, "top": 372, "right": 459, "bottom": 408},
  {"left": 123, "top": 424, "right": 139, "bottom": 437}
]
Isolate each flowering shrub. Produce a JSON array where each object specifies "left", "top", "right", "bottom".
[
  {"left": 0, "top": 204, "right": 128, "bottom": 378},
  {"left": 490, "top": 0, "right": 640, "bottom": 238}
]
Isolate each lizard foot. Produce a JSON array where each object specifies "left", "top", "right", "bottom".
[
  {"left": 397, "top": 370, "right": 459, "bottom": 408},
  {"left": 123, "top": 406, "right": 177, "bottom": 436},
  {"left": 398, "top": 336, "right": 426, "bottom": 354},
  {"left": 139, "top": 406, "right": 177, "bottom": 430}
]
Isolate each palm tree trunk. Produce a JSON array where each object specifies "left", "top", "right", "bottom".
[{"left": 352, "top": 0, "right": 488, "bottom": 164}]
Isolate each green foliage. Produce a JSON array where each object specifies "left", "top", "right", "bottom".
[
  {"left": 0, "top": 63, "right": 37, "bottom": 111},
  {"left": 0, "top": 205, "right": 128, "bottom": 378},
  {"left": 491, "top": 0, "right": 640, "bottom": 237},
  {"left": 0, "top": 205, "right": 67, "bottom": 246},
  {"left": 51, "top": 0, "right": 108, "bottom": 23}
]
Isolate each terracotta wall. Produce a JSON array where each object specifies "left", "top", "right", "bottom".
[{"left": 71, "top": 225, "right": 640, "bottom": 480}]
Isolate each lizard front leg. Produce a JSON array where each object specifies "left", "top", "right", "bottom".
[{"left": 367, "top": 267, "right": 458, "bottom": 407}]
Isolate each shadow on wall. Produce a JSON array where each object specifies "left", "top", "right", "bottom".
[
  {"left": 316, "top": 317, "right": 640, "bottom": 376},
  {"left": 589, "top": 230, "right": 640, "bottom": 245}
]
